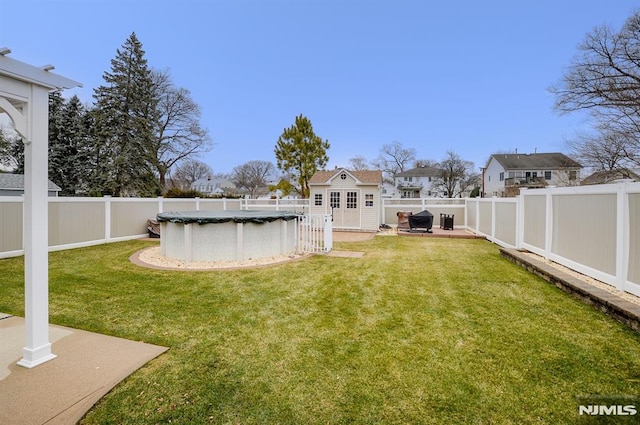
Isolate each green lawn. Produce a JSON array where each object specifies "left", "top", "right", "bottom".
[{"left": 1, "top": 236, "right": 640, "bottom": 424}]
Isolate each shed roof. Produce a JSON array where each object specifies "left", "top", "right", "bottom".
[
  {"left": 0, "top": 173, "right": 61, "bottom": 191},
  {"left": 309, "top": 168, "right": 382, "bottom": 185},
  {"left": 489, "top": 153, "right": 581, "bottom": 170}
]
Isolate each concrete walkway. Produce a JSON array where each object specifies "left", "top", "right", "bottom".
[{"left": 0, "top": 315, "right": 167, "bottom": 425}]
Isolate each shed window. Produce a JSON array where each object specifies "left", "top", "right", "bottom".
[
  {"left": 347, "top": 191, "right": 357, "bottom": 208},
  {"left": 330, "top": 191, "right": 340, "bottom": 208},
  {"left": 365, "top": 193, "right": 374, "bottom": 207},
  {"left": 315, "top": 193, "right": 323, "bottom": 206}
]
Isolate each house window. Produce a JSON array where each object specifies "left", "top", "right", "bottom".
[
  {"left": 499, "top": 172, "right": 504, "bottom": 181},
  {"left": 340, "top": 173, "right": 347, "bottom": 180},
  {"left": 544, "top": 171, "right": 552, "bottom": 180},
  {"left": 330, "top": 191, "right": 340, "bottom": 208},
  {"left": 315, "top": 193, "right": 323, "bottom": 206},
  {"left": 365, "top": 193, "right": 374, "bottom": 207},
  {"left": 569, "top": 170, "right": 577, "bottom": 181},
  {"left": 347, "top": 191, "right": 357, "bottom": 208}
]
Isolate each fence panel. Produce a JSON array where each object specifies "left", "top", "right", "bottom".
[
  {"left": 494, "top": 201, "right": 517, "bottom": 247},
  {"left": 466, "top": 199, "right": 477, "bottom": 230},
  {"left": 0, "top": 197, "right": 22, "bottom": 254},
  {"left": 382, "top": 198, "right": 466, "bottom": 227},
  {"left": 521, "top": 194, "right": 546, "bottom": 253},
  {"left": 110, "top": 199, "right": 159, "bottom": 239},
  {"left": 629, "top": 193, "right": 640, "bottom": 288},
  {"left": 477, "top": 202, "right": 493, "bottom": 236},
  {"left": 297, "top": 214, "right": 332, "bottom": 253},
  {"left": 242, "top": 198, "right": 310, "bottom": 214},
  {"left": 49, "top": 199, "right": 105, "bottom": 246},
  {"left": 552, "top": 193, "right": 617, "bottom": 277}
]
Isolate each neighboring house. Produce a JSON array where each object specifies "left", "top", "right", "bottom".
[
  {"left": 393, "top": 166, "right": 441, "bottom": 198},
  {"left": 0, "top": 173, "right": 61, "bottom": 196},
  {"left": 309, "top": 168, "right": 383, "bottom": 231},
  {"left": 190, "top": 176, "right": 236, "bottom": 197},
  {"left": 483, "top": 153, "right": 582, "bottom": 197},
  {"left": 581, "top": 169, "right": 640, "bottom": 185}
]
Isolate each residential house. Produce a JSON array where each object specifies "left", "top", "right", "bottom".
[
  {"left": 581, "top": 169, "right": 640, "bottom": 185},
  {"left": 0, "top": 173, "right": 61, "bottom": 196},
  {"left": 190, "top": 176, "right": 236, "bottom": 197},
  {"left": 309, "top": 168, "right": 383, "bottom": 231},
  {"left": 393, "top": 166, "right": 441, "bottom": 198},
  {"left": 483, "top": 153, "right": 582, "bottom": 197}
]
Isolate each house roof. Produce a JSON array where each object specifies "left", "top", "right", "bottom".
[
  {"left": 489, "top": 153, "right": 582, "bottom": 170},
  {"left": 191, "top": 177, "right": 235, "bottom": 188},
  {"left": 0, "top": 173, "right": 61, "bottom": 191},
  {"left": 394, "top": 166, "right": 441, "bottom": 178},
  {"left": 309, "top": 168, "right": 382, "bottom": 185},
  {"left": 581, "top": 169, "right": 640, "bottom": 185}
]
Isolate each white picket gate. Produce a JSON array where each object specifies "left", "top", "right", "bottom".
[{"left": 297, "top": 214, "right": 333, "bottom": 253}]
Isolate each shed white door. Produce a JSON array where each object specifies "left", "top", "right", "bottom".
[{"left": 329, "top": 190, "right": 360, "bottom": 228}]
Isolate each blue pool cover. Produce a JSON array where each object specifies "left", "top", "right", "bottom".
[{"left": 156, "top": 210, "right": 298, "bottom": 224}]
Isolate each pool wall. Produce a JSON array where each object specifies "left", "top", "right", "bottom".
[{"left": 160, "top": 218, "right": 298, "bottom": 262}]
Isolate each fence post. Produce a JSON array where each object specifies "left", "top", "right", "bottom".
[
  {"left": 491, "top": 198, "right": 496, "bottom": 241},
  {"left": 324, "top": 214, "right": 333, "bottom": 252},
  {"left": 475, "top": 199, "right": 480, "bottom": 234},
  {"left": 104, "top": 195, "right": 111, "bottom": 243},
  {"left": 157, "top": 196, "right": 164, "bottom": 214},
  {"left": 195, "top": 197, "right": 200, "bottom": 210},
  {"left": 544, "top": 189, "right": 553, "bottom": 260},
  {"left": 615, "top": 182, "right": 629, "bottom": 291},
  {"left": 516, "top": 191, "right": 525, "bottom": 249}
]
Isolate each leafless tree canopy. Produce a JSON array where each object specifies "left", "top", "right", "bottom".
[
  {"left": 151, "top": 69, "right": 213, "bottom": 189},
  {"left": 371, "top": 141, "right": 416, "bottom": 184},
  {"left": 232, "top": 160, "right": 277, "bottom": 198},
  {"left": 170, "top": 159, "right": 213, "bottom": 188},
  {"left": 348, "top": 155, "right": 370, "bottom": 170},
  {"left": 551, "top": 11, "right": 640, "bottom": 169},
  {"left": 431, "top": 151, "right": 477, "bottom": 198}
]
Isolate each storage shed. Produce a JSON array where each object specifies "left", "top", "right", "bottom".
[{"left": 308, "top": 168, "right": 382, "bottom": 232}]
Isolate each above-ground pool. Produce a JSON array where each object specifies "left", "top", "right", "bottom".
[{"left": 156, "top": 210, "right": 299, "bottom": 262}]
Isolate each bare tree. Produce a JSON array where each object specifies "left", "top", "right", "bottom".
[
  {"left": 150, "top": 69, "right": 213, "bottom": 190},
  {"left": 170, "top": 159, "right": 213, "bottom": 189},
  {"left": 566, "top": 126, "right": 632, "bottom": 172},
  {"left": 550, "top": 11, "right": 640, "bottom": 167},
  {"left": 348, "top": 155, "right": 370, "bottom": 170},
  {"left": 432, "top": 151, "right": 477, "bottom": 198},
  {"left": 232, "top": 160, "right": 277, "bottom": 198},
  {"left": 371, "top": 141, "right": 416, "bottom": 184}
]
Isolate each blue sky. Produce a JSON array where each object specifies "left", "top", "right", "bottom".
[{"left": 1, "top": 1, "right": 636, "bottom": 174}]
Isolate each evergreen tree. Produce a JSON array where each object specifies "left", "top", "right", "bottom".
[
  {"left": 274, "top": 114, "right": 329, "bottom": 198},
  {"left": 91, "top": 32, "right": 160, "bottom": 196},
  {"left": 48, "top": 93, "right": 89, "bottom": 195}
]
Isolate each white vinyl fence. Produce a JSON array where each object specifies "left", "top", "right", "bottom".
[
  {"left": 297, "top": 214, "right": 333, "bottom": 253},
  {"left": 2, "top": 184, "right": 639, "bottom": 297},
  {"left": 381, "top": 198, "right": 466, "bottom": 228},
  {"left": 465, "top": 181, "right": 640, "bottom": 297},
  {"left": 0, "top": 196, "right": 332, "bottom": 258}
]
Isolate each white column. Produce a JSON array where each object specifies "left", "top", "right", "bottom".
[{"left": 18, "top": 85, "right": 55, "bottom": 368}]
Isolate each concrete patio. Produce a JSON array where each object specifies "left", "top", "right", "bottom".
[{"left": 0, "top": 315, "right": 167, "bottom": 425}]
